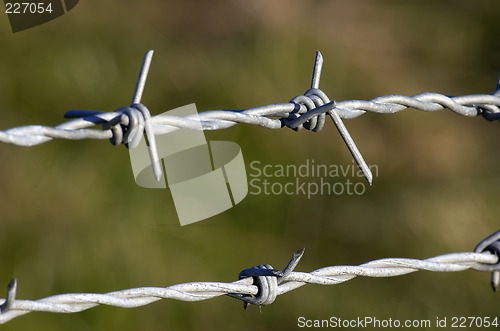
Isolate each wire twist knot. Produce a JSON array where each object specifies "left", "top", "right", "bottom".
[
  {"left": 474, "top": 230, "right": 500, "bottom": 292},
  {"left": 228, "top": 248, "right": 305, "bottom": 309},
  {"left": 101, "top": 102, "right": 162, "bottom": 181},
  {"left": 104, "top": 103, "right": 151, "bottom": 148},
  {"left": 284, "top": 88, "right": 335, "bottom": 132},
  {"left": 237, "top": 264, "right": 281, "bottom": 308}
]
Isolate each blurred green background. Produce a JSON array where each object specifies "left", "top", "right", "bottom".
[{"left": 0, "top": 1, "right": 500, "bottom": 330}]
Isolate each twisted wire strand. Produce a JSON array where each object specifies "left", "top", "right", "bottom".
[
  {"left": 1, "top": 50, "right": 499, "bottom": 185},
  {"left": 0, "top": 250, "right": 497, "bottom": 324},
  {"left": 1, "top": 51, "right": 499, "bottom": 325},
  {"left": 1, "top": 91, "right": 500, "bottom": 147}
]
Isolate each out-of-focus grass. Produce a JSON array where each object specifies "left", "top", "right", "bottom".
[{"left": 0, "top": 1, "right": 499, "bottom": 330}]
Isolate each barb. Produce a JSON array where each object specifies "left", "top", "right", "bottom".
[
  {"left": 130, "top": 50, "right": 162, "bottom": 181},
  {"left": 1, "top": 231, "right": 499, "bottom": 324},
  {"left": 307, "top": 51, "right": 372, "bottom": 184},
  {"left": 475, "top": 229, "right": 500, "bottom": 291},
  {"left": 1, "top": 51, "right": 499, "bottom": 184}
]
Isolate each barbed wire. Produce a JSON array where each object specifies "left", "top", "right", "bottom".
[
  {"left": 1, "top": 50, "right": 499, "bottom": 184},
  {"left": 1, "top": 51, "right": 500, "bottom": 324},
  {"left": 0, "top": 230, "right": 499, "bottom": 324}
]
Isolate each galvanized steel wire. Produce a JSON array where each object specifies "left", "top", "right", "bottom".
[
  {"left": 0, "top": 242, "right": 499, "bottom": 324},
  {"left": 1, "top": 85, "right": 500, "bottom": 147},
  {"left": 1, "top": 50, "right": 499, "bottom": 184},
  {"left": 2, "top": 50, "right": 500, "bottom": 185},
  {"left": 1, "top": 51, "right": 500, "bottom": 324}
]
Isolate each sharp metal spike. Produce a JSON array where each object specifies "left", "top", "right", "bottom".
[
  {"left": 0, "top": 278, "right": 17, "bottom": 313},
  {"left": 131, "top": 50, "right": 162, "bottom": 181},
  {"left": 328, "top": 109, "right": 373, "bottom": 185},
  {"left": 132, "top": 50, "right": 154, "bottom": 105},
  {"left": 311, "top": 51, "right": 372, "bottom": 185},
  {"left": 311, "top": 51, "right": 323, "bottom": 89},
  {"left": 491, "top": 271, "right": 499, "bottom": 292}
]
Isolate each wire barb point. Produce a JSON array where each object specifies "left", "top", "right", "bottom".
[
  {"left": 311, "top": 51, "right": 323, "bottom": 89},
  {"left": 328, "top": 108, "right": 373, "bottom": 185},
  {"left": 491, "top": 271, "right": 499, "bottom": 292},
  {"left": 0, "top": 278, "right": 17, "bottom": 314},
  {"left": 307, "top": 51, "right": 373, "bottom": 185},
  {"left": 132, "top": 50, "right": 154, "bottom": 105},
  {"left": 131, "top": 51, "right": 162, "bottom": 181},
  {"left": 494, "top": 71, "right": 500, "bottom": 97},
  {"left": 281, "top": 248, "right": 305, "bottom": 278}
]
